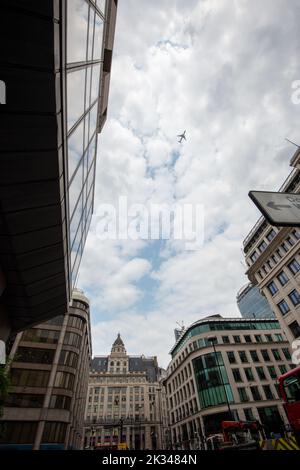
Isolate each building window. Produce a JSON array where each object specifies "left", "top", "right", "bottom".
[
  {"left": 276, "top": 249, "right": 282, "bottom": 259},
  {"left": 281, "top": 242, "right": 289, "bottom": 253},
  {"left": 44, "top": 315, "right": 64, "bottom": 326},
  {"left": 286, "top": 236, "right": 295, "bottom": 247},
  {"left": 277, "top": 300, "right": 290, "bottom": 316},
  {"left": 282, "top": 348, "right": 291, "bottom": 360},
  {"left": 289, "top": 321, "right": 300, "bottom": 338},
  {"left": 261, "top": 350, "right": 270, "bottom": 361},
  {"left": 255, "top": 335, "right": 262, "bottom": 343},
  {"left": 288, "top": 289, "right": 300, "bottom": 306},
  {"left": 42, "top": 422, "right": 67, "bottom": 444},
  {"left": 192, "top": 352, "right": 234, "bottom": 409},
  {"left": 267, "top": 229, "right": 276, "bottom": 242},
  {"left": 233, "top": 335, "right": 241, "bottom": 343},
  {"left": 222, "top": 336, "right": 230, "bottom": 344},
  {"left": 268, "top": 366, "right": 277, "bottom": 379},
  {"left": 22, "top": 329, "right": 60, "bottom": 344},
  {"left": 271, "top": 349, "right": 281, "bottom": 361},
  {"left": 54, "top": 371, "right": 75, "bottom": 390},
  {"left": 267, "top": 281, "right": 278, "bottom": 296},
  {"left": 262, "top": 265, "right": 268, "bottom": 275},
  {"left": 232, "top": 369, "right": 243, "bottom": 382},
  {"left": 244, "top": 408, "right": 255, "bottom": 421},
  {"left": 11, "top": 369, "right": 50, "bottom": 388},
  {"left": 239, "top": 351, "right": 248, "bottom": 363},
  {"left": 244, "top": 335, "right": 252, "bottom": 343},
  {"left": 14, "top": 347, "right": 55, "bottom": 365},
  {"left": 59, "top": 350, "right": 78, "bottom": 368},
  {"left": 288, "top": 259, "right": 300, "bottom": 275},
  {"left": 250, "top": 386, "right": 262, "bottom": 401},
  {"left": 238, "top": 388, "right": 249, "bottom": 402},
  {"left": 256, "top": 367, "right": 266, "bottom": 380},
  {"left": 292, "top": 229, "right": 300, "bottom": 240},
  {"left": 64, "top": 331, "right": 82, "bottom": 348},
  {"left": 250, "top": 251, "right": 259, "bottom": 263},
  {"left": 278, "top": 270, "right": 289, "bottom": 286},
  {"left": 258, "top": 241, "right": 267, "bottom": 253},
  {"left": 274, "top": 333, "right": 283, "bottom": 342},
  {"left": 244, "top": 368, "right": 254, "bottom": 381},
  {"left": 49, "top": 395, "right": 71, "bottom": 410},
  {"left": 265, "top": 334, "right": 273, "bottom": 342},
  {"left": 263, "top": 385, "right": 274, "bottom": 400},
  {"left": 279, "top": 364, "right": 287, "bottom": 375},
  {"left": 227, "top": 351, "right": 236, "bottom": 364},
  {"left": 250, "top": 351, "right": 259, "bottom": 362},
  {"left": 4, "top": 394, "right": 44, "bottom": 408},
  {"left": 0, "top": 421, "right": 38, "bottom": 444}
]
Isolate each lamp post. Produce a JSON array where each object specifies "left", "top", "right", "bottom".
[{"left": 207, "top": 336, "right": 233, "bottom": 420}]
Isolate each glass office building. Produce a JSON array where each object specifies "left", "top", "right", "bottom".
[
  {"left": 237, "top": 283, "right": 275, "bottom": 319},
  {"left": 67, "top": 0, "right": 108, "bottom": 286},
  {"left": 0, "top": 0, "right": 117, "bottom": 337}
]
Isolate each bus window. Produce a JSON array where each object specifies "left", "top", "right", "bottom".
[{"left": 283, "top": 375, "right": 300, "bottom": 403}]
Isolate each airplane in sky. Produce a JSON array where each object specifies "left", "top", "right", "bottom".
[{"left": 177, "top": 130, "right": 186, "bottom": 143}]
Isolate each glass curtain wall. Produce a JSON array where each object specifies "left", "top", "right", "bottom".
[
  {"left": 193, "top": 352, "right": 234, "bottom": 409},
  {"left": 66, "top": 0, "right": 106, "bottom": 286}
]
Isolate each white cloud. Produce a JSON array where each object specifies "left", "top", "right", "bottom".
[{"left": 78, "top": 0, "right": 300, "bottom": 367}]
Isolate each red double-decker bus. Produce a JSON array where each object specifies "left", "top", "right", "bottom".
[{"left": 278, "top": 365, "right": 300, "bottom": 445}]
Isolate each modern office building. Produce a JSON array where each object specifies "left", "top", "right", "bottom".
[
  {"left": 243, "top": 149, "right": 300, "bottom": 344},
  {"left": 0, "top": 0, "right": 117, "bottom": 340},
  {"left": 165, "top": 315, "right": 293, "bottom": 450},
  {"left": 84, "top": 334, "right": 168, "bottom": 450},
  {"left": 237, "top": 282, "right": 275, "bottom": 319},
  {"left": 0, "top": 289, "right": 91, "bottom": 450}
]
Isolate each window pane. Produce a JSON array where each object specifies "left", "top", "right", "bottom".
[
  {"left": 67, "top": 0, "right": 89, "bottom": 64},
  {"left": 67, "top": 68, "right": 86, "bottom": 130},
  {"left": 90, "top": 64, "right": 101, "bottom": 104},
  {"left": 69, "top": 161, "right": 83, "bottom": 219},
  {"left": 89, "top": 101, "right": 98, "bottom": 137},
  {"left": 68, "top": 120, "right": 84, "bottom": 182},
  {"left": 96, "top": 0, "right": 106, "bottom": 14},
  {"left": 70, "top": 195, "right": 82, "bottom": 248},
  {"left": 93, "top": 13, "right": 104, "bottom": 60},
  {"left": 87, "top": 7, "right": 95, "bottom": 61}
]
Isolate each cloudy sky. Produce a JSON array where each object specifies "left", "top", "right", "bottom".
[{"left": 78, "top": 0, "right": 300, "bottom": 367}]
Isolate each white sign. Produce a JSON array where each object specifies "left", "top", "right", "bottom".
[
  {"left": 0, "top": 80, "right": 6, "bottom": 104},
  {"left": 249, "top": 191, "right": 300, "bottom": 227}
]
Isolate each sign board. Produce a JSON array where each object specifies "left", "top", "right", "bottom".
[{"left": 249, "top": 191, "right": 300, "bottom": 227}]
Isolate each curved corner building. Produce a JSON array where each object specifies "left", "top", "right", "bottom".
[{"left": 0, "top": 289, "right": 92, "bottom": 450}]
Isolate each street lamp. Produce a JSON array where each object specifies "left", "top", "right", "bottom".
[{"left": 207, "top": 336, "right": 233, "bottom": 420}]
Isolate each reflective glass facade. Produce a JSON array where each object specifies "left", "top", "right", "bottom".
[
  {"left": 193, "top": 352, "right": 234, "bottom": 409},
  {"left": 237, "top": 283, "right": 275, "bottom": 320},
  {"left": 67, "top": 0, "right": 107, "bottom": 286},
  {"left": 171, "top": 319, "right": 281, "bottom": 358},
  {"left": 0, "top": 0, "right": 116, "bottom": 334}
]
